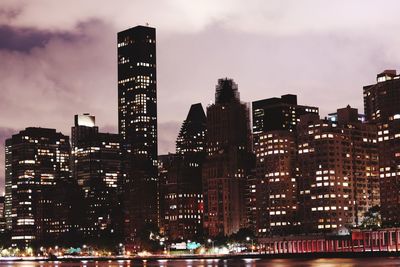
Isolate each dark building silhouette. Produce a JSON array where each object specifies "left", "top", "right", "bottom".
[
  {"left": 364, "top": 70, "right": 400, "bottom": 226},
  {"left": 296, "top": 106, "right": 379, "bottom": 233},
  {"left": 162, "top": 104, "right": 206, "bottom": 240},
  {"left": 364, "top": 70, "right": 400, "bottom": 123},
  {"left": 176, "top": 104, "right": 207, "bottom": 155},
  {"left": 158, "top": 153, "right": 176, "bottom": 239},
  {"left": 118, "top": 25, "right": 158, "bottom": 242},
  {"left": 202, "top": 78, "right": 254, "bottom": 237},
  {"left": 252, "top": 95, "right": 318, "bottom": 236},
  {"left": 5, "top": 128, "right": 70, "bottom": 247},
  {"left": 0, "top": 196, "right": 5, "bottom": 233},
  {"left": 252, "top": 94, "right": 318, "bottom": 133},
  {"left": 71, "top": 114, "right": 122, "bottom": 243}
]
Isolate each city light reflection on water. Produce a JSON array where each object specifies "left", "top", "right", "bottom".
[{"left": 2, "top": 258, "right": 400, "bottom": 267}]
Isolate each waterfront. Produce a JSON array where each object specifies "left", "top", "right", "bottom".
[{"left": 1, "top": 258, "right": 400, "bottom": 267}]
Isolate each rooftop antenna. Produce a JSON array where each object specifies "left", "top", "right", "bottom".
[{"left": 146, "top": 22, "right": 149, "bottom": 26}]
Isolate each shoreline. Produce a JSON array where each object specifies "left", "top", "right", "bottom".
[{"left": 1, "top": 251, "right": 400, "bottom": 262}]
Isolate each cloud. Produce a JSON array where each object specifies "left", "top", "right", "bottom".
[
  {"left": 0, "top": 24, "right": 79, "bottom": 52},
  {"left": 1, "top": 0, "right": 400, "bottom": 36},
  {"left": 0, "top": 19, "right": 117, "bottom": 130},
  {"left": 1, "top": 0, "right": 400, "bottom": 195}
]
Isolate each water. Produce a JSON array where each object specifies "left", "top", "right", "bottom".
[{"left": 1, "top": 258, "right": 400, "bottom": 267}]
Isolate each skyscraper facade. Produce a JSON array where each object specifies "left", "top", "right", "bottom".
[
  {"left": 5, "top": 128, "right": 70, "bottom": 247},
  {"left": 252, "top": 95, "right": 319, "bottom": 236},
  {"left": 254, "top": 131, "right": 298, "bottom": 236},
  {"left": 0, "top": 196, "right": 5, "bottom": 233},
  {"left": 162, "top": 103, "right": 206, "bottom": 240},
  {"left": 71, "top": 114, "right": 122, "bottom": 242},
  {"left": 296, "top": 107, "right": 379, "bottom": 233},
  {"left": 202, "top": 78, "right": 254, "bottom": 237},
  {"left": 364, "top": 70, "right": 400, "bottom": 226},
  {"left": 252, "top": 94, "right": 318, "bottom": 133},
  {"left": 118, "top": 25, "right": 158, "bottom": 241}
]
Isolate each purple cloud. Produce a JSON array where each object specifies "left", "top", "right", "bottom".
[
  {"left": 1, "top": 1, "right": 400, "bottom": 195},
  {"left": 0, "top": 25, "right": 79, "bottom": 52}
]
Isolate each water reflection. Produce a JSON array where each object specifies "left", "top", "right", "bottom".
[{"left": 1, "top": 258, "right": 400, "bottom": 267}]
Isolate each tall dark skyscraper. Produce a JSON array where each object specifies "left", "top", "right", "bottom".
[
  {"left": 117, "top": 25, "right": 158, "bottom": 242},
  {"left": 162, "top": 103, "right": 206, "bottom": 240},
  {"left": 5, "top": 128, "right": 70, "bottom": 247},
  {"left": 71, "top": 114, "right": 122, "bottom": 242},
  {"left": 364, "top": 70, "right": 400, "bottom": 226},
  {"left": 202, "top": 78, "right": 254, "bottom": 237}
]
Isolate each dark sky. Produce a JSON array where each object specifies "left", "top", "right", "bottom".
[{"left": 1, "top": 0, "right": 400, "bottom": 194}]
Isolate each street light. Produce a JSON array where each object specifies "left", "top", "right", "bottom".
[
  {"left": 207, "top": 239, "right": 215, "bottom": 253},
  {"left": 246, "top": 237, "right": 254, "bottom": 253}
]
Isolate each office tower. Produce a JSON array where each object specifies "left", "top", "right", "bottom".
[
  {"left": 364, "top": 70, "right": 400, "bottom": 226},
  {"left": 5, "top": 127, "right": 70, "bottom": 247},
  {"left": 118, "top": 25, "right": 158, "bottom": 241},
  {"left": 296, "top": 106, "right": 379, "bottom": 233},
  {"left": 252, "top": 94, "right": 319, "bottom": 236},
  {"left": 162, "top": 104, "right": 206, "bottom": 240},
  {"left": 252, "top": 94, "right": 319, "bottom": 133},
  {"left": 0, "top": 196, "right": 5, "bottom": 233},
  {"left": 71, "top": 114, "right": 122, "bottom": 242},
  {"left": 202, "top": 78, "right": 254, "bottom": 237}
]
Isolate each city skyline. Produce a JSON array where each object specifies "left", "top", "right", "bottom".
[{"left": 2, "top": 0, "right": 400, "bottom": 195}]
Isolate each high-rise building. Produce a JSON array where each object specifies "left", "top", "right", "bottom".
[
  {"left": 162, "top": 104, "right": 206, "bottom": 240},
  {"left": 363, "top": 70, "right": 400, "bottom": 124},
  {"left": 117, "top": 25, "right": 158, "bottom": 241},
  {"left": 364, "top": 70, "right": 400, "bottom": 226},
  {"left": 296, "top": 106, "right": 379, "bottom": 233},
  {"left": 252, "top": 94, "right": 318, "bottom": 133},
  {"left": 254, "top": 131, "right": 298, "bottom": 236},
  {"left": 158, "top": 153, "right": 176, "bottom": 237},
  {"left": 176, "top": 104, "right": 207, "bottom": 155},
  {"left": 0, "top": 196, "right": 5, "bottom": 233},
  {"left": 202, "top": 78, "right": 254, "bottom": 237},
  {"left": 71, "top": 114, "right": 122, "bottom": 242},
  {"left": 5, "top": 127, "right": 70, "bottom": 247},
  {"left": 252, "top": 95, "right": 319, "bottom": 236}
]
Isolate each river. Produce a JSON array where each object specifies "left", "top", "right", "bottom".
[{"left": 1, "top": 258, "right": 400, "bottom": 266}]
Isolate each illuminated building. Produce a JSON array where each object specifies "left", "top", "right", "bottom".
[
  {"left": 252, "top": 95, "right": 318, "bottom": 236},
  {"left": 118, "top": 25, "right": 158, "bottom": 241},
  {"left": 5, "top": 127, "right": 70, "bottom": 247},
  {"left": 252, "top": 94, "right": 318, "bottom": 133},
  {"left": 364, "top": 70, "right": 400, "bottom": 226},
  {"left": 254, "top": 131, "right": 298, "bottom": 236},
  {"left": 363, "top": 70, "right": 400, "bottom": 123},
  {"left": 296, "top": 106, "right": 379, "bottom": 233},
  {"left": 71, "top": 114, "right": 122, "bottom": 242},
  {"left": 0, "top": 196, "right": 5, "bottom": 233},
  {"left": 162, "top": 103, "right": 206, "bottom": 240},
  {"left": 202, "top": 78, "right": 254, "bottom": 237}
]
